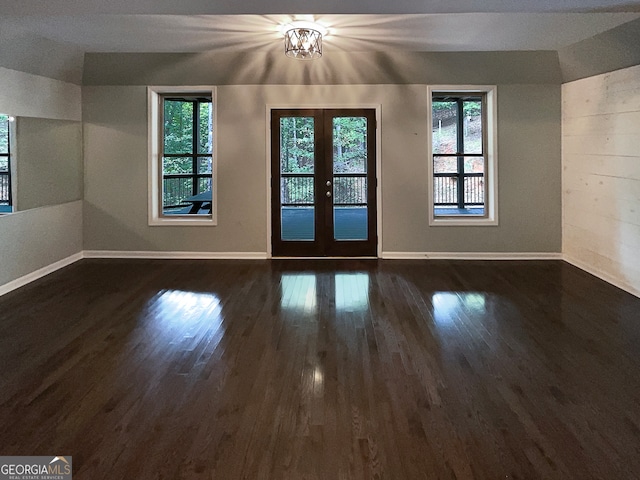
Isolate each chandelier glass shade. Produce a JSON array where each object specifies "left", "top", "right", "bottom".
[{"left": 284, "top": 27, "right": 322, "bottom": 60}]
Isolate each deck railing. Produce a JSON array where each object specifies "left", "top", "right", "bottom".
[
  {"left": 0, "top": 172, "right": 10, "bottom": 205},
  {"left": 163, "top": 175, "right": 211, "bottom": 208},
  {"left": 280, "top": 174, "right": 368, "bottom": 206},
  {"left": 434, "top": 173, "right": 484, "bottom": 206}
]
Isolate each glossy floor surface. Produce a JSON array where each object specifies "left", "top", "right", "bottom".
[{"left": 1, "top": 259, "right": 640, "bottom": 479}]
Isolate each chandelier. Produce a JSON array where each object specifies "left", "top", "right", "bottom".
[{"left": 283, "top": 23, "right": 324, "bottom": 60}]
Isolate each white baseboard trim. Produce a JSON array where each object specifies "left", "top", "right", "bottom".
[
  {"left": 5, "top": 251, "right": 636, "bottom": 300},
  {"left": 83, "top": 250, "right": 269, "bottom": 260},
  {"left": 0, "top": 252, "right": 83, "bottom": 297},
  {"left": 563, "top": 255, "right": 640, "bottom": 299},
  {"left": 381, "top": 252, "right": 563, "bottom": 260}
]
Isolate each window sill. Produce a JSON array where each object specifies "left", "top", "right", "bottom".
[
  {"left": 149, "top": 215, "right": 216, "bottom": 227},
  {"left": 430, "top": 216, "right": 498, "bottom": 227}
]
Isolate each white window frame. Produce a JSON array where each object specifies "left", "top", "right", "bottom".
[
  {"left": 148, "top": 86, "right": 217, "bottom": 226},
  {"left": 427, "top": 85, "right": 498, "bottom": 226}
]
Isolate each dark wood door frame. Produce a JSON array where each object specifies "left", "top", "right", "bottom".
[{"left": 271, "top": 108, "right": 378, "bottom": 257}]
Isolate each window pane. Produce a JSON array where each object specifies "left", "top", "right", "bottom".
[
  {"left": 463, "top": 157, "right": 485, "bottom": 205},
  {"left": 164, "top": 100, "right": 193, "bottom": 154},
  {"left": 464, "top": 175, "right": 484, "bottom": 205},
  {"left": 333, "top": 117, "right": 367, "bottom": 174},
  {"left": 432, "top": 100, "right": 457, "bottom": 154},
  {"left": 280, "top": 117, "right": 315, "bottom": 174},
  {"left": 431, "top": 89, "right": 492, "bottom": 223},
  {"left": 433, "top": 156, "right": 485, "bottom": 210},
  {"left": 198, "top": 176, "right": 212, "bottom": 194},
  {"left": 463, "top": 100, "right": 483, "bottom": 154},
  {"left": 163, "top": 156, "right": 193, "bottom": 175},
  {"left": 0, "top": 114, "right": 9, "bottom": 154},
  {"left": 434, "top": 156, "right": 458, "bottom": 174},
  {"left": 0, "top": 158, "right": 7, "bottom": 172},
  {"left": 198, "top": 102, "right": 213, "bottom": 154},
  {"left": 198, "top": 156, "right": 212, "bottom": 174},
  {"left": 163, "top": 177, "right": 194, "bottom": 208},
  {"left": 433, "top": 176, "right": 457, "bottom": 205},
  {"left": 435, "top": 205, "right": 485, "bottom": 216},
  {"left": 464, "top": 156, "right": 485, "bottom": 174}
]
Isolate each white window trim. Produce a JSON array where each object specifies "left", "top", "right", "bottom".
[
  {"left": 147, "top": 86, "right": 218, "bottom": 226},
  {"left": 427, "top": 85, "right": 498, "bottom": 227}
]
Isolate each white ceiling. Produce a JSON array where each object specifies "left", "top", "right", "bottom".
[
  {"left": 1, "top": 1, "right": 639, "bottom": 54},
  {"left": 1, "top": 0, "right": 640, "bottom": 15}
]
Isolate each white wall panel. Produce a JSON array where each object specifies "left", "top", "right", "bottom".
[{"left": 563, "top": 64, "right": 640, "bottom": 297}]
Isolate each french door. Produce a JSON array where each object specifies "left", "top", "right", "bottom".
[{"left": 271, "top": 109, "right": 377, "bottom": 257}]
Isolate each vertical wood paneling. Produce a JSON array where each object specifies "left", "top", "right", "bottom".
[{"left": 562, "top": 64, "right": 640, "bottom": 297}]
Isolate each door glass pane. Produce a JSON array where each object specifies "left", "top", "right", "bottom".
[
  {"left": 333, "top": 116, "right": 368, "bottom": 241},
  {"left": 280, "top": 116, "right": 315, "bottom": 241},
  {"left": 281, "top": 176, "right": 314, "bottom": 204},
  {"left": 334, "top": 206, "right": 367, "bottom": 241},
  {"left": 280, "top": 117, "right": 315, "bottom": 174},
  {"left": 334, "top": 177, "right": 366, "bottom": 204},
  {"left": 282, "top": 206, "right": 315, "bottom": 241},
  {"left": 333, "top": 117, "right": 367, "bottom": 173}
]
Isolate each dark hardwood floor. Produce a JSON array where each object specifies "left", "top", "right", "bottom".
[{"left": 1, "top": 259, "right": 640, "bottom": 479}]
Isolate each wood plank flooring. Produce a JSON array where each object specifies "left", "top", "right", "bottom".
[{"left": 1, "top": 259, "right": 640, "bottom": 479}]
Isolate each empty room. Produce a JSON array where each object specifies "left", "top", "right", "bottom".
[{"left": 1, "top": 0, "right": 640, "bottom": 478}]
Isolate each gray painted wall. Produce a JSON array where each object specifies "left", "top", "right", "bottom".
[
  {"left": 83, "top": 81, "right": 561, "bottom": 254},
  {"left": 559, "top": 17, "right": 640, "bottom": 82},
  {"left": 0, "top": 67, "right": 83, "bottom": 290},
  {"left": 83, "top": 51, "right": 562, "bottom": 86},
  {"left": 0, "top": 201, "right": 83, "bottom": 288},
  {"left": 14, "top": 117, "right": 83, "bottom": 211},
  {"left": 0, "top": 23, "right": 84, "bottom": 85}
]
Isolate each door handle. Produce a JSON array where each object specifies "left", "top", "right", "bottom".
[
  {"left": 326, "top": 191, "right": 332, "bottom": 197},
  {"left": 326, "top": 180, "right": 332, "bottom": 187}
]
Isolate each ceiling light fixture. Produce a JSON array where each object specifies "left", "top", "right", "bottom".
[{"left": 282, "top": 21, "right": 326, "bottom": 60}]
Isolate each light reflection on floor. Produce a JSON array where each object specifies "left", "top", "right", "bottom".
[
  {"left": 145, "top": 289, "right": 223, "bottom": 345},
  {"left": 280, "top": 274, "right": 317, "bottom": 313},
  {"left": 279, "top": 272, "right": 370, "bottom": 314},
  {"left": 335, "top": 273, "right": 369, "bottom": 312},
  {"left": 432, "top": 291, "right": 487, "bottom": 327}
]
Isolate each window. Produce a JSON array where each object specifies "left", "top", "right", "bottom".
[
  {"left": 148, "top": 87, "right": 216, "bottom": 226},
  {"left": 428, "top": 86, "right": 498, "bottom": 226},
  {"left": 0, "top": 114, "right": 13, "bottom": 213}
]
